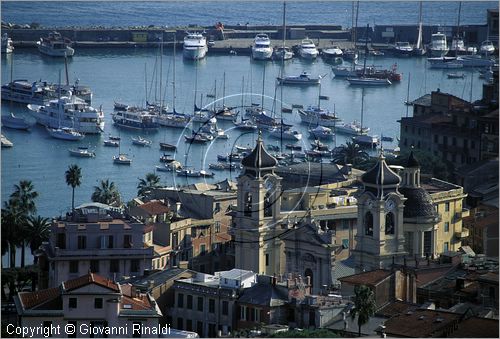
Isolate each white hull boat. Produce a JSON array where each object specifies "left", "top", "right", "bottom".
[
  {"left": 183, "top": 33, "right": 208, "bottom": 60},
  {"left": 298, "top": 38, "right": 319, "bottom": 59},
  {"left": 37, "top": 31, "right": 75, "bottom": 57},
  {"left": 1, "top": 33, "right": 14, "bottom": 54},
  {"left": 252, "top": 34, "right": 273, "bottom": 60},
  {"left": 1, "top": 113, "right": 31, "bottom": 130},
  {"left": 298, "top": 106, "right": 341, "bottom": 128},
  {"left": 113, "top": 154, "right": 132, "bottom": 165},
  {"left": 69, "top": 147, "right": 95, "bottom": 157},
  {"left": 277, "top": 72, "right": 321, "bottom": 85},
  {"left": 347, "top": 77, "right": 392, "bottom": 86},
  {"left": 47, "top": 127, "right": 84, "bottom": 141},
  {"left": 308, "top": 125, "right": 334, "bottom": 140}
]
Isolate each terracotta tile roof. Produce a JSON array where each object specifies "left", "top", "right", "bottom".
[
  {"left": 384, "top": 309, "right": 461, "bottom": 337},
  {"left": 137, "top": 201, "right": 170, "bottom": 215},
  {"left": 120, "top": 294, "right": 154, "bottom": 311},
  {"left": 457, "top": 316, "right": 499, "bottom": 338},
  {"left": 338, "top": 269, "right": 392, "bottom": 286},
  {"left": 19, "top": 287, "right": 60, "bottom": 309},
  {"left": 63, "top": 273, "right": 120, "bottom": 292},
  {"left": 416, "top": 266, "right": 458, "bottom": 288}
]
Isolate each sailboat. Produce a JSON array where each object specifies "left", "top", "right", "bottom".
[
  {"left": 273, "top": 2, "right": 293, "bottom": 61},
  {"left": 352, "top": 88, "right": 378, "bottom": 147},
  {"left": 113, "top": 131, "right": 131, "bottom": 165},
  {"left": 157, "top": 35, "right": 192, "bottom": 128},
  {"left": 413, "top": 1, "right": 426, "bottom": 56},
  {"left": 451, "top": 2, "right": 467, "bottom": 56},
  {"left": 347, "top": 24, "right": 392, "bottom": 86}
]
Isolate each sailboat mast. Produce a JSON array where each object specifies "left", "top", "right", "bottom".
[
  {"left": 213, "top": 79, "right": 217, "bottom": 111},
  {"left": 417, "top": 2, "right": 423, "bottom": 50},
  {"left": 317, "top": 81, "right": 321, "bottom": 108},
  {"left": 406, "top": 72, "right": 411, "bottom": 118},
  {"left": 194, "top": 62, "right": 198, "bottom": 112},
  {"left": 241, "top": 76, "right": 245, "bottom": 112},
  {"left": 64, "top": 53, "right": 69, "bottom": 86},
  {"left": 159, "top": 36, "right": 163, "bottom": 109},
  {"left": 280, "top": 1, "right": 286, "bottom": 140},
  {"left": 362, "top": 24, "right": 369, "bottom": 76},
  {"left": 360, "top": 87, "right": 365, "bottom": 133},
  {"left": 173, "top": 34, "right": 176, "bottom": 111},
  {"left": 222, "top": 72, "right": 226, "bottom": 107},
  {"left": 457, "top": 1, "right": 462, "bottom": 37},
  {"left": 144, "top": 63, "right": 148, "bottom": 105},
  {"left": 261, "top": 63, "right": 266, "bottom": 109}
]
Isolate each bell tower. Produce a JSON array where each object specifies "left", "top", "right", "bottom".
[
  {"left": 353, "top": 151, "right": 408, "bottom": 271},
  {"left": 234, "top": 133, "right": 283, "bottom": 275}
]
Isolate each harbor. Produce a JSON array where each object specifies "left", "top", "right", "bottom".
[{"left": 1, "top": 1, "right": 497, "bottom": 228}]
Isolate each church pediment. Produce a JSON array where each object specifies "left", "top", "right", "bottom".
[{"left": 280, "top": 223, "right": 332, "bottom": 247}]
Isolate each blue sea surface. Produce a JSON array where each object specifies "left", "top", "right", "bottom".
[{"left": 1, "top": 1, "right": 497, "bottom": 28}]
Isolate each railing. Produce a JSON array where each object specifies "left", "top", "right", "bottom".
[{"left": 455, "top": 228, "right": 469, "bottom": 239}]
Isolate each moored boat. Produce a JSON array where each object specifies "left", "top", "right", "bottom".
[
  {"left": 335, "top": 120, "right": 370, "bottom": 135},
  {"left": 112, "top": 109, "right": 159, "bottom": 130},
  {"left": 251, "top": 34, "right": 273, "bottom": 60},
  {"left": 47, "top": 127, "right": 84, "bottom": 141},
  {"left": 37, "top": 31, "right": 75, "bottom": 57},
  {"left": 183, "top": 32, "right": 208, "bottom": 60},
  {"left": 132, "top": 136, "right": 152, "bottom": 146},
  {"left": 1, "top": 33, "right": 14, "bottom": 54},
  {"left": 392, "top": 42, "right": 413, "bottom": 57},
  {"left": 277, "top": 71, "right": 321, "bottom": 85},
  {"left": 69, "top": 146, "right": 95, "bottom": 158},
  {"left": 298, "top": 38, "right": 319, "bottom": 59},
  {"left": 308, "top": 125, "right": 334, "bottom": 140},
  {"left": 298, "top": 106, "right": 341, "bottom": 127},
  {"left": 1, "top": 134, "right": 13, "bottom": 148},
  {"left": 273, "top": 46, "right": 293, "bottom": 60},
  {"left": 103, "top": 139, "right": 119, "bottom": 147},
  {"left": 113, "top": 154, "right": 132, "bottom": 165},
  {"left": 428, "top": 32, "right": 449, "bottom": 57},
  {"left": 347, "top": 77, "right": 392, "bottom": 86},
  {"left": 1, "top": 113, "right": 31, "bottom": 130},
  {"left": 159, "top": 142, "right": 177, "bottom": 151}
]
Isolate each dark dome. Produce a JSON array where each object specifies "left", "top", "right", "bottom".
[
  {"left": 407, "top": 151, "right": 420, "bottom": 168},
  {"left": 362, "top": 156, "right": 401, "bottom": 186},
  {"left": 399, "top": 187, "right": 438, "bottom": 219},
  {"left": 241, "top": 136, "right": 277, "bottom": 169}
]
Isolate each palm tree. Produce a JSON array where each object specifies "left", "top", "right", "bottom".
[
  {"left": 25, "top": 216, "right": 51, "bottom": 264},
  {"left": 137, "top": 172, "right": 161, "bottom": 198},
  {"left": 350, "top": 285, "right": 377, "bottom": 337},
  {"left": 10, "top": 180, "right": 38, "bottom": 268},
  {"left": 332, "top": 141, "right": 370, "bottom": 166},
  {"left": 92, "top": 179, "right": 121, "bottom": 206},
  {"left": 65, "top": 164, "right": 82, "bottom": 214},
  {"left": 1, "top": 200, "right": 23, "bottom": 268}
]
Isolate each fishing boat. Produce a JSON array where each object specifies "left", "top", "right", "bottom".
[
  {"left": 28, "top": 93, "right": 105, "bottom": 134},
  {"left": 251, "top": 34, "right": 273, "bottom": 60},
  {"left": 103, "top": 139, "right": 119, "bottom": 147},
  {"left": 308, "top": 125, "right": 334, "bottom": 140},
  {"left": 183, "top": 32, "right": 208, "bottom": 60},
  {"left": 269, "top": 126, "right": 302, "bottom": 141},
  {"left": 347, "top": 77, "right": 392, "bottom": 86},
  {"left": 428, "top": 32, "right": 449, "bottom": 57},
  {"left": 335, "top": 120, "right": 370, "bottom": 135},
  {"left": 37, "top": 31, "right": 75, "bottom": 57},
  {"left": 113, "top": 154, "right": 132, "bottom": 165},
  {"left": 277, "top": 71, "right": 321, "bottom": 85},
  {"left": 132, "top": 136, "right": 152, "bottom": 146},
  {"left": 1, "top": 113, "right": 31, "bottom": 130},
  {"left": 1, "top": 33, "right": 14, "bottom": 54},
  {"left": 392, "top": 42, "right": 414, "bottom": 57},
  {"left": 298, "top": 38, "right": 319, "bottom": 59},
  {"left": 480, "top": 40, "right": 495, "bottom": 55},
  {"left": 112, "top": 109, "right": 159, "bottom": 130},
  {"left": 447, "top": 73, "right": 465, "bottom": 79},
  {"left": 159, "top": 142, "right": 177, "bottom": 151},
  {"left": 1, "top": 134, "right": 13, "bottom": 148},
  {"left": 69, "top": 146, "right": 95, "bottom": 158},
  {"left": 47, "top": 127, "right": 84, "bottom": 141}
]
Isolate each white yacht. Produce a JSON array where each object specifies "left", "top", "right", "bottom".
[
  {"left": 428, "top": 32, "right": 449, "bottom": 57},
  {"left": 450, "top": 36, "right": 467, "bottom": 54},
  {"left": 28, "top": 93, "right": 105, "bottom": 134},
  {"left": 277, "top": 72, "right": 321, "bottom": 85},
  {"left": 1, "top": 33, "right": 14, "bottom": 54},
  {"left": 37, "top": 31, "right": 75, "bottom": 57},
  {"left": 183, "top": 33, "right": 208, "bottom": 60},
  {"left": 298, "top": 38, "right": 319, "bottom": 59},
  {"left": 457, "top": 54, "right": 495, "bottom": 68},
  {"left": 251, "top": 34, "right": 273, "bottom": 60},
  {"left": 321, "top": 45, "right": 343, "bottom": 60},
  {"left": 335, "top": 120, "right": 370, "bottom": 136},
  {"left": 47, "top": 127, "right": 84, "bottom": 141},
  {"left": 269, "top": 127, "right": 302, "bottom": 141},
  {"left": 427, "top": 57, "right": 463, "bottom": 69},
  {"left": 112, "top": 109, "right": 159, "bottom": 130},
  {"left": 308, "top": 125, "right": 334, "bottom": 140}
]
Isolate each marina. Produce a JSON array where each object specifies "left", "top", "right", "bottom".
[{"left": 1, "top": 1, "right": 495, "bottom": 223}]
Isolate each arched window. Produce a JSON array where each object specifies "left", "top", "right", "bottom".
[
  {"left": 365, "top": 212, "right": 373, "bottom": 236},
  {"left": 385, "top": 212, "right": 395, "bottom": 235},
  {"left": 244, "top": 192, "right": 252, "bottom": 216},
  {"left": 264, "top": 192, "right": 272, "bottom": 217}
]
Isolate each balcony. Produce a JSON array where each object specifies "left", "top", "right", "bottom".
[
  {"left": 455, "top": 228, "right": 470, "bottom": 239},
  {"left": 462, "top": 208, "right": 470, "bottom": 218}
]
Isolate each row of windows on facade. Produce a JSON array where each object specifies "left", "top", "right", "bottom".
[
  {"left": 171, "top": 222, "right": 222, "bottom": 247},
  {"left": 57, "top": 234, "right": 136, "bottom": 249},
  {"left": 175, "top": 318, "right": 228, "bottom": 338},
  {"left": 176, "top": 293, "right": 229, "bottom": 315},
  {"left": 68, "top": 259, "right": 141, "bottom": 274},
  {"left": 404, "top": 231, "right": 451, "bottom": 254}
]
